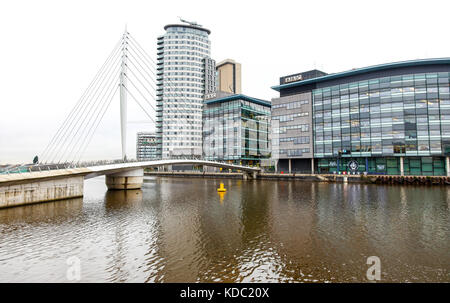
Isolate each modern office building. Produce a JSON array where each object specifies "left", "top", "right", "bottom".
[
  {"left": 156, "top": 20, "right": 212, "bottom": 159},
  {"left": 271, "top": 70, "right": 327, "bottom": 173},
  {"left": 136, "top": 132, "right": 158, "bottom": 161},
  {"left": 203, "top": 94, "right": 271, "bottom": 166},
  {"left": 216, "top": 59, "right": 242, "bottom": 94},
  {"left": 272, "top": 58, "right": 450, "bottom": 176}
]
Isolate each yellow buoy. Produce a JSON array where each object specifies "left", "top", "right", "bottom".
[{"left": 217, "top": 183, "right": 227, "bottom": 192}]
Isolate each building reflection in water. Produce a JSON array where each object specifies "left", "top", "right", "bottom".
[
  {"left": 103, "top": 189, "right": 143, "bottom": 282},
  {"left": 0, "top": 197, "right": 83, "bottom": 225},
  {"left": 0, "top": 176, "right": 448, "bottom": 282}
]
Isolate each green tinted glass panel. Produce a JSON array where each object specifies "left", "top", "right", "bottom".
[
  {"left": 387, "top": 168, "right": 399, "bottom": 175},
  {"left": 434, "top": 168, "right": 445, "bottom": 176},
  {"left": 387, "top": 158, "right": 398, "bottom": 167},
  {"left": 422, "top": 163, "right": 433, "bottom": 172},
  {"left": 410, "top": 168, "right": 421, "bottom": 175},
  {"left": 421, "top": 157, "right": 433, "bottom": 164},
  {"left": 410, "top": 159, "right": 421, "bottom": 167}
]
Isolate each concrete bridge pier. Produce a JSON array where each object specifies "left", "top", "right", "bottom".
[
  {"left": 105, "top": 168, "right": 144, "bottom": 190},
  {"left": 242, "top": 171, "right": 259, "bottom": 180}
]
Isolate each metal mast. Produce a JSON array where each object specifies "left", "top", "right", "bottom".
[{"left": 120, "top": 26, "right": 128, "bottom": 161}]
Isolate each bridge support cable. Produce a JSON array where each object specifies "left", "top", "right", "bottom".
[
  {"left": 123, "top": 56, "right": 157, "bottom": 95},
  {"left": 127, "top": 35, "right": 197, "bottom": 134},
  {"left": 125, "top": 53, "right": 161, "bottom": 104},
  {"left": 126, "top": 49, "right": 158, "bottom": 84},
  {"left": 43, "top": 44, "right": 123, "bottom": 163},
  {"left": 66, "top": 72, "right": 121, "bottom": 164},
  {"left": 59, "top": 63, "right": 123, "bottom": 164},
  {"left": 124, "top": 75, "right": 157, "bottom": 113},
  {"left": 125, "top": 66, "right": 156, "bottom": 99},
  {"left": 55, "top": 62, "right": 123, "bottom": 164},
  {"left": 127, "top": 36, "right": 194, "bottom": 108},
  {"left": 40, "top": 38, "right": 122, "bottom": 162},
  {"left": 41, "top": 38, "right": 122, "bottom": 163},
  {"left": 122, "top": 85, "right": 156, "bottom": 123},
  {"left": 42, "top": 30, "right": 208, "bottom": 165},
  {"left": 68, "top": 32, "right": 156, "bottom": 163},
  {"left": 48, "top": 56, "right": 121, "bottom": 164},
  {"left": 123, "top": 56, "right": 157, "bottom": 112},
  {"left": 72, "top": 85, "right": 120, "bottom": 165}
]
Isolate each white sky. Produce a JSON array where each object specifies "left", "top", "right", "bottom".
[{"left": 1, "top": 0, "right": 449, "bottom": 164}]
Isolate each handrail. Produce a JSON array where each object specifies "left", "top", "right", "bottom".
[{"left": 0, "top": 157, "right": 261, "bottom": 174}]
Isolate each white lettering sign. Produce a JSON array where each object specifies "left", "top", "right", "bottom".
[
  {"left": 284, "top": 74, "right": 303, "bottom": 83},
  {"left": 204, "top": 93, "right": 217, "bottom": 100}
]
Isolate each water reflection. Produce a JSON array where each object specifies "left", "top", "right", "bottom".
[
  {"left": 217, "top": 192, "right": 226, "bottom": 204},
  {"left": 104, "top": 189, "right": 143, "bottom": 210},
  {"left": 0, "top": 198, "right": 83, "bottom": 225},
  {"left": 0, "top": 177, "right": 448, "bottom": 282}
]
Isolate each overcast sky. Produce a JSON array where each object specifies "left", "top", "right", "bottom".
[{"left": 1, "top": 0, "right": 449, "bottom": 164}]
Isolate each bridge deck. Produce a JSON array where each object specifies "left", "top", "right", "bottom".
[
  {"left": 0, "top": 160, "right": 260, "bottom": 185},
  {"left": 0, "top": 168, "right": 91, "bottom": 186}
]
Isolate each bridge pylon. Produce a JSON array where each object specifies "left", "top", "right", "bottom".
[{"left": 120, "top": 26, "right": 129, "bottom": 161}]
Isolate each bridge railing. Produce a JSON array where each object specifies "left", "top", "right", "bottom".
[{"left": 0, "top": 157, "right": 260, "bottom": 175}]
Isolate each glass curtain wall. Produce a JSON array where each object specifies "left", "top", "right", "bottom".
[
  {"left": 203, "top": 99, "right": 271, "bottom": 165},
  {"left": 313, "top": 72, "right": 450, "bottom": 175}
]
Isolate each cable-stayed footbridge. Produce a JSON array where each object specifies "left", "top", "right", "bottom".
[{"left": 0, "top": 29, "right": 261, "bottom": 208}]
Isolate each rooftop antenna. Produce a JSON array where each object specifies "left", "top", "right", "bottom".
[{"left": 178, "top": 16, "right": 202, "bottom": 27}]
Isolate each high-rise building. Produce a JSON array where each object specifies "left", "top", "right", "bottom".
[
  {"left": 156, "top": 20, "right": 212, "bottom": 159},
  {"left": 204, "top": 57, "right": 216, "bottom": 95},
  {"left": 136, "top": 132, "right": 158, "bottom": 161},
  {"left": 216, "top": 59, "right": 242, "bottom": 94}
]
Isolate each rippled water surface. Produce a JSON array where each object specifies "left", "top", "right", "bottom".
[{"left": 0, "top": 176, "right": 449, "bottom": 282}]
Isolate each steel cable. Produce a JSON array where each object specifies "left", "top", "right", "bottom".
[{"left": 41, "top": 38, "right": 122, "bottom": 162}]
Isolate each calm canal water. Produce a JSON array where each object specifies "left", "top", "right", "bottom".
[{"left": 0, "top": 176, "right": 449, "bottom": 282}]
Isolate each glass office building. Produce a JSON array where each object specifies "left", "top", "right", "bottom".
[
  {"left": 203, "top": 94, "right": 271, "bottom": 165},
  {"left": 272, "top": 58, "right": 450, "bottom": 175}
]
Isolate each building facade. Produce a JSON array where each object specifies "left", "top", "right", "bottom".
[
  {"left": 136, "top": 132, "right": 158, "bottom": 161},
  {"left": 271, "top": 70, "right": 327, "bottom": 173},
  {"left": 203, "top": 57, "right": 217, "bottom": 95},
  {"left": 156, "top": 22, "right": 212, "bottom": 159},
  {"left": 203, "top": 94, "right": 271, "bottom": 166},
  {"left": 216, "top": 59, "right": 242, "bottom": 94},
  {"left": 272, "top": 58, "right": 450, "bottom": 176}
]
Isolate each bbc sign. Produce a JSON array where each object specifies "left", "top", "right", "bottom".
[{"left": 282, "top": 74, "right": 303, "bottom": 84}]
